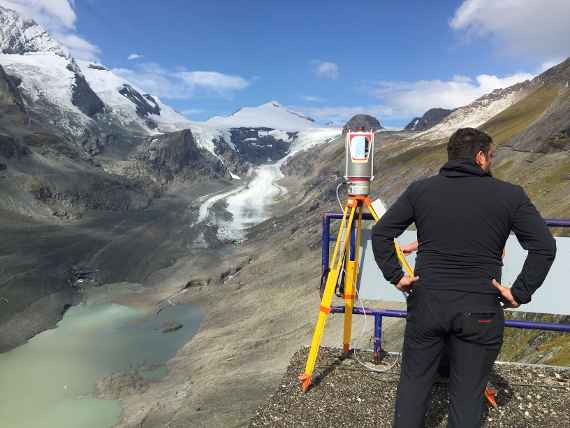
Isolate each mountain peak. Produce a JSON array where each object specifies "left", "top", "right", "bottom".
[
  {"left": 342, "top": 114, "right": 383, "bottom": 135},
  {"left": 404, "top": 108, "right": 455, "bottom": 132},
  {"left": 0, "top": 6, "right": 68, "bottom": 57},
  {"left": 206, "top": 101, "right": 315, "bottom": 131}
]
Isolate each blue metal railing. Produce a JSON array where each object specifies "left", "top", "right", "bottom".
[{"left": 321, "top": 213, "right": 570, "bottom": 360}]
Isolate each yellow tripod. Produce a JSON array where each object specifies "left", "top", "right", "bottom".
[{"left": 299, "top": 194, "right": 414, "bottom": 392}]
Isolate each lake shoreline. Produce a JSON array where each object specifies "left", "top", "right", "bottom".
[{"left": 0, "top": 280, "right": 205, "bottom": 428}]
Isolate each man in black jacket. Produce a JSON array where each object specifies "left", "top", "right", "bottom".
[{"left": 371, "top": 128, "right": 556, "bottom": 428}]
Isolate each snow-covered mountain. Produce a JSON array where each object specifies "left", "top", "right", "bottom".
[
  {"left": 0, "top": 6, "right": 339, "bottom": 176},
  {"left": 0, "top": 6, "right": 329, "bottom": 168},
  {"left": 0, "top": 6, "right": 66, "bottom": 56},
  {"left": 78, "top": 60, "right": 193, "bottom": 133},
  {"left": 0, "top": 6, "right": 192, "bottom": 136},
  {"left": 206, "top": 101, "right": 315, "bottom": 131}
]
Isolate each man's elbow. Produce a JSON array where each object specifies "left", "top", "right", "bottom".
[
  {"left": 547, "top": 235, "right": 557, "bottom": 262},
  {"left": 537, "top": 235, "right": 557, "bottom": 264},
  {"left": 529, "top": 235, "right": 556, "bottom": 265}
]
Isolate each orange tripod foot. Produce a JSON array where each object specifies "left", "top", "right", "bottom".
[
  {"left": 298, "top": 373, "right": 312, "bottom": 392},
  {"left": 484, "top": 386, "right": 497, "bottom": 408}
]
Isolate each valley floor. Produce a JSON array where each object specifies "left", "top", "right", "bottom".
[{"left": 0, "top": 179, "right": 230, "bottom": 352}]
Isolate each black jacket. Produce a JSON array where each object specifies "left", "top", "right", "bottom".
[{"left": 371, "top": 159, "right": 556, "bottom": 304}]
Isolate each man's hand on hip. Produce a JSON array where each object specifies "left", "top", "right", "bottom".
[
  {"left": 492, "top": 279, "right": 520, "bottom": 308},
  {"left": 396, "top": 274, "right": 420, "bottom": 293},
  {"left": 401, "top": 240, "right": 418, "bottom": 256}
]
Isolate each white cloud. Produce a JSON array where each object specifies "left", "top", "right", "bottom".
[
  {"left": 113, "top": 63, "right": 250, "bottom": 100},
  {"left": 300, "top": 95, "right": 324, "bottom": 102},
  {"left": 177, "top": 71, "right": 249, "bottom": 93},
  {"left": 0, "top": 0, "right": 76, "bottom": 28},
  {"left": 291, "top": 104, "right": 392, "bottom": 124},
  {"left": 313, "top": 61, "right": 339, "bottom": 79},
  {"left": 181, "top": 108, "right": 204, "bottom": 117},
  {"left": 0, "top": 0, "right": 100, "bottom": 60},
  {"left": 371, "top": 72, "right": 533, "bottom": 117},
  {"left": 127, "top": 53, "right": 143, "bottom": 61},
  {"left": 54, "top": 32, "right": 100, "bottom": 61},
  {"left": 451, "top": 0, "right": 570, "bottom": 60}
]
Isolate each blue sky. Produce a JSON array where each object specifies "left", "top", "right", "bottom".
[{"left": 3, "top": 0, "right": 570, "bottom": 127}]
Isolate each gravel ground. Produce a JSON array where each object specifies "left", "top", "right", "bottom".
[{"left": 250, "top": 347, "right": 570, "bottom": 427}]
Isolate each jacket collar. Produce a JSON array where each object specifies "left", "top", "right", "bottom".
[{"left": 439, "top": 159, "right": 491, "bottom": 178}]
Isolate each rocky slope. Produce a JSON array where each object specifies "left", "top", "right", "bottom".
[{"left": 416, "top": 81, "right": 533, "bottom": 141}]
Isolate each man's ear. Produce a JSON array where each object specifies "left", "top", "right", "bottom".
[{"left": 474, "top": 150, "right": 485, "bottom": 168}]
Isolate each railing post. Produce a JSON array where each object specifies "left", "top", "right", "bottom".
[
  {"left": 322, "top": 215, "right": 330, "bottom": 272},
  {"left": 374, "top": 313, "right": 383, "bottom": 364}
]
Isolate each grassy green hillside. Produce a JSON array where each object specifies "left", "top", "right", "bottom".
[
  {"left": 482, "top": 85, "right": 570, "bottom": 224},
  {"left": 481, "top": 84, "right": 561, "bottom": 145}
]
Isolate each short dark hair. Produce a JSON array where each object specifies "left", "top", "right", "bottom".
[{"left": 447, "top": 128, "right": 493, "bottom": 161}]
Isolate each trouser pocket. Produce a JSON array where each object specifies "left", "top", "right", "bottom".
[{"left": 455, "top": 309, "right": 504, "bottom": 347}]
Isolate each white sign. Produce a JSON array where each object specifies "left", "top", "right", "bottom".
[{"left": 356, "top": 229, "right": 570, "bottom": 315}]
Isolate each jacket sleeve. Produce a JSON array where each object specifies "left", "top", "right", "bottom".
[
  {"left": 371, "top": 185, "right": 415, "bottom": 285},
  {"left": 510, "top": 187, "right": 557, "bottom": 304}
]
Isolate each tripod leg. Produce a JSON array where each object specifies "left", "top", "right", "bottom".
[
  {"left": 342, "top": 206, "right": 363, "bottom": 353},
  {"left": 300, "top": 202, "right": 357, "bottom": 392},
  {"left": 342, "top": 259, "right": 357, "bottom": 353}
]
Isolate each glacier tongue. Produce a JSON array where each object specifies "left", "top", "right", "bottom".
[{"left": 197, "top": 128, "right": 341, "bottom": 242}]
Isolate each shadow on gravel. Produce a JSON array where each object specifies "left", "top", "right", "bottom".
[{"left": 312, "top": 351, "right": 351, "bottom": 389}]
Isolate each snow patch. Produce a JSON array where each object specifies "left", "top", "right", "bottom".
[
  {"left": 257, "top": 129, "right": 292, "bottom": 141},
  {"left": 189, "top": 122, "right": 234, "bottom": 163},
  {"left": 287, "top": 127, "right": 342, "bottom": 157}
]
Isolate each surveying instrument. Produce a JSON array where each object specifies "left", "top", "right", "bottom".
[{"left": 298, "top": 129, "right": 414, "bottom": 392}]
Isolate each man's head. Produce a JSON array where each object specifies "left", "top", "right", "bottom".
[{"left": 447, "top": 128, "right": 494, "bottom": 173}]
